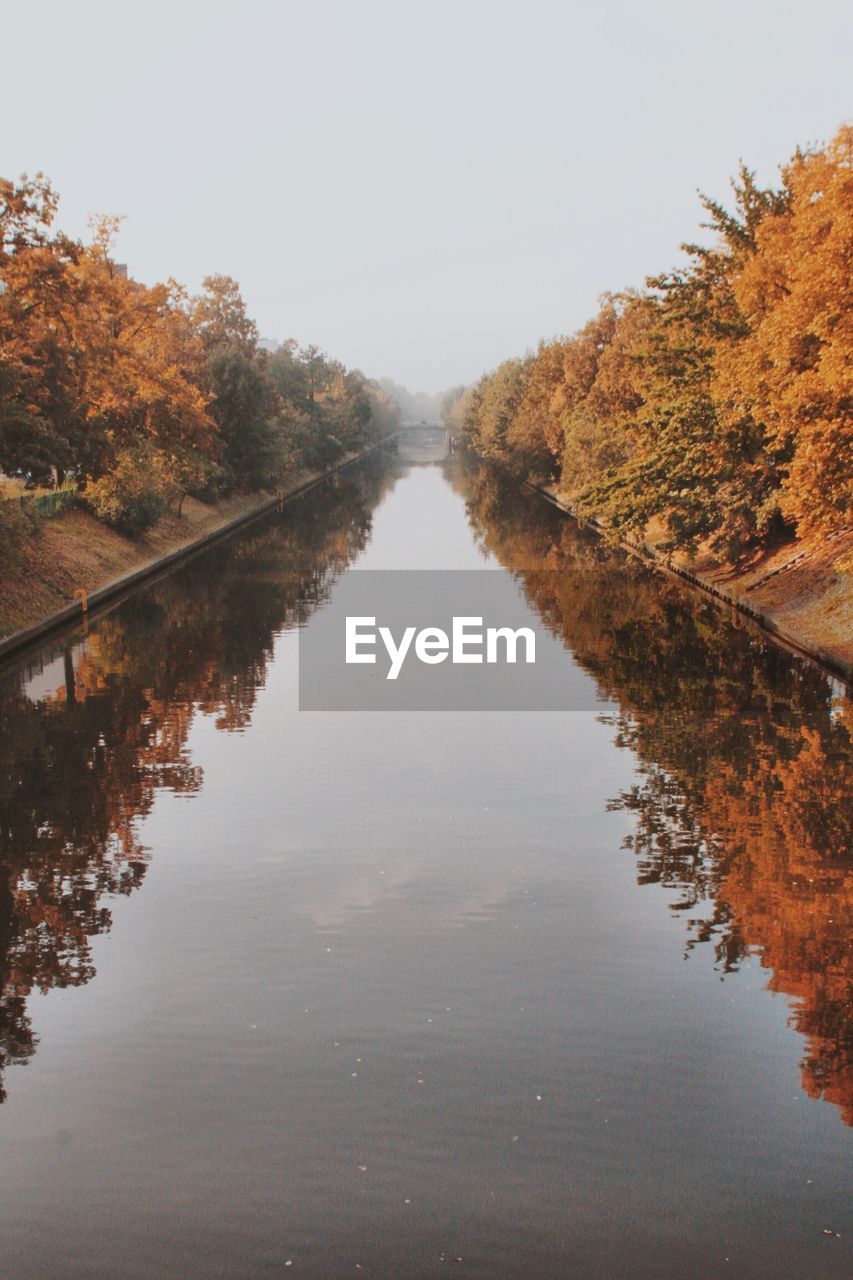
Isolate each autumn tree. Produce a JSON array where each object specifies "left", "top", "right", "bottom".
[
  {"left": 580, "top": 166, "right": 790, "bottom": 556},
  {"left": 0, "top": 174, "right": 81, "bottom": 482},
  {"left": 506, "top": 339, "right": 568, "bottom": 477},
  {"left": 559, "top": 294, "right": 648, "bottom": 501},
  {"left": 189, "top": 275, "right": 283, "bottom": 491},
  {"left": 2, "top": 174, "right": 391, "bottom": 530},
  {"left": 714, "top": 124, "right": 853, "bottom": 543},
  {"left": 468, "top": 359, "right": 527, "bottom": 460},
  {"left": 1, "top": 196, "right": 219, "bottom": 492},
  {"left": 265, "top": 344, "right": 394, "bottom": 470}
]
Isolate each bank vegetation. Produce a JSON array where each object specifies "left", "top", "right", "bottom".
[
  {"left": 444, "top": 125, "right": 852, "bottom": 575},
  {"left": 0, "top": 175, "right": 399, "bottom": 566}
]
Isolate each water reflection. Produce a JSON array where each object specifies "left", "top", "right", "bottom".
[
  {"left": 0, "top": 457, "right": 398, "bottom": 1101},
  {"left": 0, "top": 447, "right": 850, "bottom": 1139},
  {"left": 452, "top": 456, "right": 853, "bottom": 1125}
]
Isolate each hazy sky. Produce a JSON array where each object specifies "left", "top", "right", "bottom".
[{"left": 4, "top": 0, "right": 851, "bottom": 391}]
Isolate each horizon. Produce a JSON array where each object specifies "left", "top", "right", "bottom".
[{"left": 4, "top": 0, "right": 851, "bottom": 392}]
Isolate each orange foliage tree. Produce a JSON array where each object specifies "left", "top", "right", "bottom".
[
  {"left": 715, "top": 125, "right": 853, "bottom": 542},
  {"left": 446, "top": 123, "right": 850, "bottom": 562}
]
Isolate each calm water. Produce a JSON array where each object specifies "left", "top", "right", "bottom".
[{"left": 0, "top": 449, "right": 850, "bottom": 1279}]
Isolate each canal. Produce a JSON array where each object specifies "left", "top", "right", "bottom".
[{"left": 0, "top": 446, "right": 850, "bottom": 1278}]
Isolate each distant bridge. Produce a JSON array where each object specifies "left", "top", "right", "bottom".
[{"left": 396, "top": 422, "right": 452, "bottom": 464}]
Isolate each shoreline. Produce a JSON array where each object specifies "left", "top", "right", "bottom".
[
  {"left": 466, "top": 453, "right": 850, "bottom": 691},
  {"left": 3, "top": 435, "right": 849, "bottom": 688},
  {"left": 0, "top": 437, "right": 395, "bottom": 669},
  {"left": 486, "top": 460, "right": 852, "bottom": 686}
]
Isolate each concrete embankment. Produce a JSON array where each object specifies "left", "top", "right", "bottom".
[
  {"left": 518, "top": 472, "right": 852, "bottom": 685},
  {"left": 0, "top": 438, "right": 394, "bottom": 666}
]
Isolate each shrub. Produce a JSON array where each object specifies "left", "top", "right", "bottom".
[
  {"left": 165, "top": 449, "right": 227, "bottom": 507},
  {"left": 83, "top": 447, "right": 170, "bottom": 535},
  {"left": 0, "top": 500, "right": 37, "bottom": 561}
]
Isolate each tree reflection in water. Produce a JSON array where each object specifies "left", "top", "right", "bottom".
[
  {"left": 0, "top": 457, "right": 397, "bottom": 1101},
  {"left": 452, "top": 455, "right": 852, "bottom": 1126},
  {"left": 0, "top": 452, "right": 849, "bottom": 1129}
]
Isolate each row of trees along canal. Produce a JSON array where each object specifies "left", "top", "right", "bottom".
[
  {"left": 0, "top": 174, "right": 399, "bottom": 544},
  {"left": 443, "top": 124, "right": 852, "bottom": 567}
]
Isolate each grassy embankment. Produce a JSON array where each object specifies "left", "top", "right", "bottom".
[
  {"left": 0, "top": 435, "right": 396, "bottom": 646},
  {"left": 0, "top": 491, "right": 271, "bottom": 640},
  {"left": 663, "top": 528, "right": 852, "bottom": 677}
]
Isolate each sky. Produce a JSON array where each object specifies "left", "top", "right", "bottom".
[{"left": 3, "top": 0, "right": 851, "bottom": 392}]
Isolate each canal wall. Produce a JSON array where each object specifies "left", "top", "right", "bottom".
[
  {"left": 0, "top": 437, "right": 396, "bottom": 667},
  {"left": 482, "top": 458, "right": 852, "bottom": 685}
]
